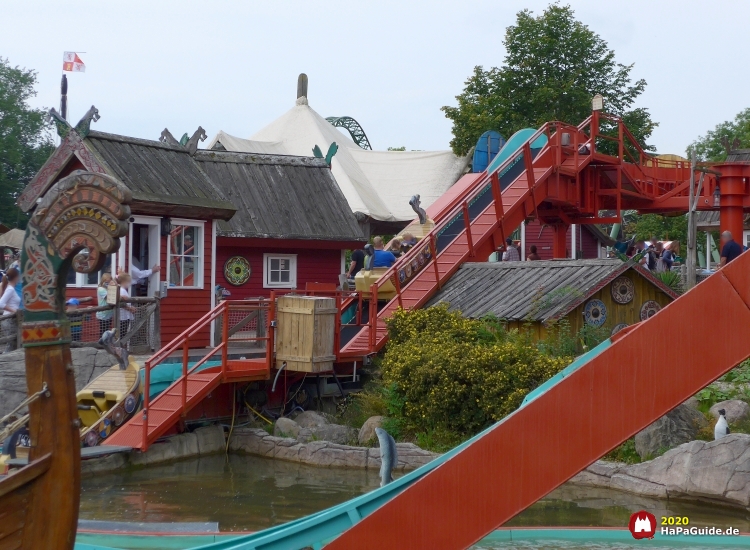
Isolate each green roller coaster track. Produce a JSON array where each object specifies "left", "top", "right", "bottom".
[{"left": 325, "top": 116, "right": 372, "bottom": 150}]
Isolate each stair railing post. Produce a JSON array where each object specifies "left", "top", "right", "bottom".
[
  {"left": 222, "top": 302, "right": 229, "bottom": 378},
  {"left": 462, "top": 202, "right": 474, "bottom": 256},
  {"left": 334, "top": 292, "right": 341, "bottom": 360},
  {"left": 265, "top": 293, "right": 275, "bottom": 375},
  {"left": 182, "top": 339, "right": 189, "bottom": 413},
  {"left": 142, "top": 358, "right": 150, "bottom": 450},
  {"left": 430, "top": 234, "right": 441, "bottom": 289},
  {"left": 490, "top": 172, "right": 503, "bottom": 222},
  {"left": 393, "top": 268, "right": 403, "bottom": 309}
]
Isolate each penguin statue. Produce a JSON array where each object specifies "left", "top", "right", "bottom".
[{"left": 714, "top": 408, "right": 730, "bottom": 440}]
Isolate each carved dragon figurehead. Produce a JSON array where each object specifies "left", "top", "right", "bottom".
[
  {"left": 21, "top": 171, "right": 131, "bottom": 342},
  {"left": 409, "top": 194, "right": 427, "bottom": 225},
  {"left": 185, "top": 126, "right": 207, "bottom": 155},
  {"left": 74, "top": 106, "right": 101, "bottom": 138}
]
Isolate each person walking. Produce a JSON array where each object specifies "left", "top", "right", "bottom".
[
  {"left": 502, "top": 238, "right": 520, "bottom": 262},
  {"left": 96, "top": 273, "right": 114, "bottom": 335},
  {"left": 0, "top": 267, "right": 21, "bottom": 352},
  {"left": 116, "top": 272, "right": 137, "bottom": 340},
  {"left": 720, "top": 231, "right": 743, "bottom": 266}
]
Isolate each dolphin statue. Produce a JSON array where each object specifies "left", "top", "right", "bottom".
[
  {"left": 99, "top": 329, "right": 130, "bottom": 370},
  {"left": 375, "top": 427, "right": 398, "bottom": 487}
]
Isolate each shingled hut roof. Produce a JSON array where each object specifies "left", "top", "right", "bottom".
[
  {"left": 427, "top": 259, "right": 678, "bottom": 322},
  {"left": 194, "top": 150, "right": 365, "bottom": 241},
  {"left": 85, "top": 131, "right": 236, "bottom": 220}
]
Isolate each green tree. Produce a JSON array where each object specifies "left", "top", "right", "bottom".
[
  {"left": 0, "top": 58, "right": 55, "bottom": 228},
  {"left": 687, "top": 108, "right": 750, "bottom": 162},
  {"left": 625, "top": 213, "right": 687, "bottom": 244},
  {"left": 442, "top": 4, "right": 656, "bottom": 156}
]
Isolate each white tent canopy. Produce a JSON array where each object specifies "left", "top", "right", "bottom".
[{"left": 208, "top": 98, "right": 469, "bottom": 223}]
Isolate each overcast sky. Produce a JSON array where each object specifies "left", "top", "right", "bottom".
[{"left": 3, "top": 1, "right": 748, "bottom": 155}]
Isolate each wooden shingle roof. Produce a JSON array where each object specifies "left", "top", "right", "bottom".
[
  {"left": 427, "top": 259, "right": 678, "bottom": 321},
  {"left": 85, "top": 131, "right": 236, "bottom": 220},
  {"left": 194, "top": 150, "right": 365, "bottom": 242}
]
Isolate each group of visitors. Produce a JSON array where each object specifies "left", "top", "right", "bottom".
[
  {"left": 628, "top": 240, "right": 674, "bottom": 273},
  {"left": 498, "top": 238, "right": 542, "bottom": 261},
  {"left": 346, "top": 234, "right": 419, "bottom": 282}
]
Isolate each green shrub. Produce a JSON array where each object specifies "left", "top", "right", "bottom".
[
  {"left": 381, "top": 306, "right": 571, "bottom": 437},
  {"left": 655, "top": 270, "right": 683, "bottom": 294},
  {"left": 603, "top": 438, "right": 641, "bottom": 464}
]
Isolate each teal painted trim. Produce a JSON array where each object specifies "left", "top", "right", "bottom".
[
  {"left": 76, "top": 534, "right": 241, "bottom": 549},
  {"left": 75, "top": 529, "right": 750, "bottom": 549},
  {"left": 487, "top": 128, "right": 548, "bottom": 175},
  {"left": 143, "top": 360, "right": 223, "bottom": 399},
  {"left": 521, "top": 338, "right": 611, "bottom": 407}
]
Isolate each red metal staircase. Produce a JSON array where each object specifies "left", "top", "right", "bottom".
[
  {"left": 104, "top": 299, "right": 273, "bottom": 451},
  {"left": 340, "top": 114, "right": 702, "bottom": 360}
]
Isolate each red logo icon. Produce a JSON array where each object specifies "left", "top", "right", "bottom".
[{"left": 629, "top": 510, "right": 657, "bottom": 539}]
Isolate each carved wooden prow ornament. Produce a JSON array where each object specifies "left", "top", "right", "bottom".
[
  {"left": 313, "top": 142, "right": 338, "bottom": 167},
  {"left": 410, "top": 194, "right": 428, "bottom": 225},
  {"left": 721, "top": 136, "right": 741, "bottom": 156},
  {"left": 49, "top": 105, "right": 100, "bottom": 139},
  {"left": 0, "top": 171, "right": 131, "bottom": 550},
  {"left": 159, "top": 128, "right": 181, "bottom": 147},
  {"left": 184, "top": 126, "right": 207, "bottom": 155}
]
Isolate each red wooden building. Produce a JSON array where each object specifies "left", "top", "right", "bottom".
[
  {"left": 195, "top": 151, "right": 366, "bottom": 304},
  {"left": 523, "top": 219, "right": 613, "bottom": 260},
  {"left": 23, "top": 113, "right": 364, "bottom": 349}
]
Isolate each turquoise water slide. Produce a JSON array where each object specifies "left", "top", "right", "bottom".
[{"left": 119, "top": 342, "right": 616, "bottom": 550}]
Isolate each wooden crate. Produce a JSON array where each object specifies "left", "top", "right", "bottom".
[{"left": 275, "top": 295, "right": 337, "bottom": 373}]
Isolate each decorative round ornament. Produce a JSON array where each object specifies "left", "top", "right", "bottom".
[
  {"left": 224, "top": 256, "right": 251, "bottom": 286},
  {"left": 417, "top": 253, "right": 426, "bottom": 267},
  {"left": 112, "top": 406, "right": 125, "bottom": 427},
  {"left": 611, "top": 323, "right": 629, "bottom": 336},
  {"left": 584, "top": 299, "right": 608, "bottom": 327},
  {"left": 124, "top": 393, "right": 138, "bottom": 414},
  {"left": 411, "top": 259, "right": 419, "bottom": 274},
  {"left": 85, "top": 430, "right": 99, "bottom": 448},
  {"left": 405, "top": 263, "right": 412, "bottom": 278},
  {"left": 99, "top": 418, "right": 112, "bottom": 439},
  {"left": 640, "top": 300, "right": 661, "bottom": 321},
  {"left": 398, "top": 269, "right": 407, "bottom": 284},
  {"left": 423, "top": 245, "right": 432, "bottom": 259},
  {"left": 610, "top": 276, "right": 635, "bottom": 304}
]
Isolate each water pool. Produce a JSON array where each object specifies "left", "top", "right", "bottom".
[{"left": 79, "top": 454, "right": 750, "bottom": 548}]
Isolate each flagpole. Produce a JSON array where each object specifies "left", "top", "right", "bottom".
[{"left": 60, "top": 73, "right": 68, "bottom": 120}]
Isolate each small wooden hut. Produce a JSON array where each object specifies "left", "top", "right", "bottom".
[{"left": 428, "top": 259, "right": 678, "bottom": 339}]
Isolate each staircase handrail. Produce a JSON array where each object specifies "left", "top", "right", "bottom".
[{"left": 366, "top": 121, "right": 562, "bottom": 314}]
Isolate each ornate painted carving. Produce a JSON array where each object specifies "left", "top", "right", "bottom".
[
  {"left": 21, "top": 171, "right": 131, "bottom": 337},
  {"left": 74, "top": 106, "right": 100, "bottom": 138},
  {"left": 18, "top": 107, "right": 106, "bottom": 212},
  {"left": 49, "top": 107, "right": 73, "bottom": 138}
]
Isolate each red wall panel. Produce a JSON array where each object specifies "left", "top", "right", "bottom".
[
  {"left": 216, "top": 244, "right": 343, "bottom": 299},
  {"left": 524, "top": 219, "right": 602, "bottom": 260}
]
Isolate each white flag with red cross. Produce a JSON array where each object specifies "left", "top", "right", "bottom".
[{"left": 63, "top": 52, "right": 85, "bottom": 72}]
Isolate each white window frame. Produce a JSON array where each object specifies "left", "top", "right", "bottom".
[
  {"left": 263, "top": 253, "right": 297, "bottom": 289},
  {"left": 167, "top": 219, "right": 205, "bottom": 289}
]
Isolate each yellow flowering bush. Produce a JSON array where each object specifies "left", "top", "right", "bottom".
[{"left": 381, "top": 305, "right": 571, "bottom": 436}]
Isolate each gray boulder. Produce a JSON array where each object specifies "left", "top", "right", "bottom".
[
  {"left": 294, "top": 410, "right": 329, "bottom": 429},
  {"left": 274, "top": 417, "right": 301, "bottom": 439},
  {"left": 311, "top": 423, "right": 357, "bottom": 445},
  {"left": 358, "top": 415, "right": 384, "bottom": 445},
  {"left": 570, "top": 434, "right": 750, "bottom": 510},
  {"left": 634, "top": 403, "right": 708, "bottom": 460},
  {"left": 709, "top": 400, "right": 750, "bottom": 424}
]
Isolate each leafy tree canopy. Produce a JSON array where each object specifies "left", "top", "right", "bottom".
[
  {"left": 0, "top": 58, "right": 54, "bottom": 228},
  {"left": 687, "top": 108, "right": 750, "bottom": 162},
  {"left": 625, "top": 213, "right": 687, "bottom": 244},
  {"left": 442, "top": 4, "right": 656, "bottom": 156}
]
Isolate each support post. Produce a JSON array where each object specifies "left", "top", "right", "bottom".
[
  {"left": 552, "top": 224, "right": 569, "bottom": 259},
  {"left": 718, "top": 164, "right": 747, "bottom": 246},
  {"left": 520, "top": 222, "right": 526, "bottom": 261},
  {"left": 571, "top": 224, "right": 577, "bottom": 260},
  {"left": 686, "top": 153, "right": 697, "bottom": 289}
]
